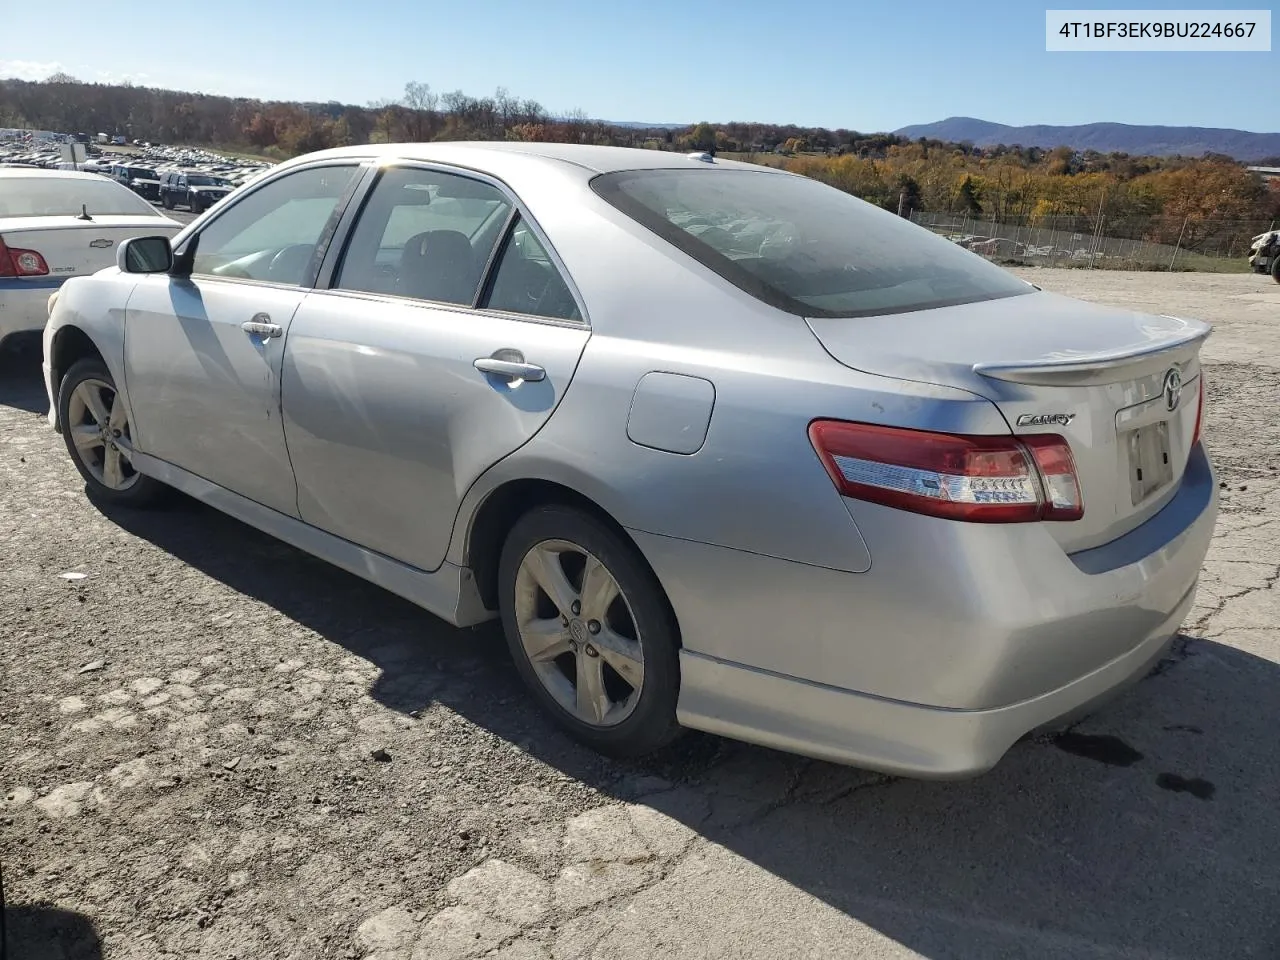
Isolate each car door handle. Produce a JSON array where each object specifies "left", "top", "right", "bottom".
[
  {"left": 473, "top": 357, "right": 546, "bottom": 382},
  {"left": 242, "top": 316, "right": 283, "bottom": 339}
]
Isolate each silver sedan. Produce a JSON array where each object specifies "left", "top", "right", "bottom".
[{"left": 43, "top": 143, "right": 1218, "bottom": 777}]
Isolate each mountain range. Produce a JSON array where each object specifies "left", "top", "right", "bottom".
[{"left": 893, "top": 117, "right": 1280, "bottom": 161}]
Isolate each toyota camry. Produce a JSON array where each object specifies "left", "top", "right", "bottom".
[{"left": 42, "top": 143, "right": 1217, "bottom": 777}]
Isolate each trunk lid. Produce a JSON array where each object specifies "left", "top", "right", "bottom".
[
  {"left": 805, "top": 290, "right": 1210, "bottom": 552},
  {"left": 0, "top": 215, "right": 181, "bottom": 279}
]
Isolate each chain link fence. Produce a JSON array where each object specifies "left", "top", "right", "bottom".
[{"left": 910, "top": 210, "right": 1277, "bottom": 272}]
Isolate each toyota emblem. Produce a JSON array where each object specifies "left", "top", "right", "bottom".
[{"left": 1162, "top": 367, "right": 1183, "bottom": 412}]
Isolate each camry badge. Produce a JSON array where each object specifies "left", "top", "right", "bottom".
[
  {"left": 1163, "top": 367, "right": 1183, "bottom": 412},
  {"left": 1016, "top": 413, "right": 1076, "bottom": 427},
  {"left": 89, "top": 238, "right": 114, "bottom": 248}
]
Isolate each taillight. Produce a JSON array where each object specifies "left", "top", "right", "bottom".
[
  {"left": 1191, "top": 373, "right": 1205, "bottom": 447},
  {"left": 808, "top": 420, "right": 1084, "bottom": 523},
  {"left": 0, "top": 236, "right": 50, "bottom": 277},
  {"left": 1020, "top": 434, "right": 1084, "bottom": 521}
]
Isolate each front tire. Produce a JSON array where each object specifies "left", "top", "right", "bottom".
[
  {"left": 498, "top": 505, "right": 682, "bottom": 758},
  {"left": 1271, "top": 257, "right": 1280, "bottom": 284},
  {"left": 57, "top": 358, "right": 165, "bottom": 508}
]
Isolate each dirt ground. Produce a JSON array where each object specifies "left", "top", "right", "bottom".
[{"left": 2, "top": 268, "right": 1279, "bottom": 960}]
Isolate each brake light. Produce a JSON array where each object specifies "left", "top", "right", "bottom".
[
  {"left": 0, "top": 236, "right": 50, "bottom": 277},
  {"left": 1191, "top": 373, "right": 1204, "bottom": 447},
  {"left": 808, "top": 420, "right": 1084, "bottom": 523}
]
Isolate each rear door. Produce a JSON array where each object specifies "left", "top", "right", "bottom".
[
  {"left": 281, "top": 162, "right": 589, "bottom": 572},
  {"left": 124, "top": 162, "right": 363, "bottom": 516}
]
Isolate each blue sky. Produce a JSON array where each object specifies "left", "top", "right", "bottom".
[{"left": 2, "top": 0, "right": 1275, "bottom": 131}]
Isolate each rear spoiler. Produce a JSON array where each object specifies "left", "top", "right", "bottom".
[{"left": 973, "top": 323, "right": 1212, "bottom": 386}]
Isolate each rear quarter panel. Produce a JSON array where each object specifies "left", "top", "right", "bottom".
[{"left": 447, "top": 188, "right": 1013, "bottom": 575}]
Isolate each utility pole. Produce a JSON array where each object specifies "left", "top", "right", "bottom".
[{"left": 1169, "top": 215, "right": 1190, "bottom": 271}]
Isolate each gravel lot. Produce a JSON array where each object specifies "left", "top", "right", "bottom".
[{"left": 2, "top": 268, "right": 1279, "bottom": 960}]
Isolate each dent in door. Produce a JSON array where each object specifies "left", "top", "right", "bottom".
[
  {"left": 280, "top": 297, "right": 590, "bottom": 573},
  {"left": 626, "top": 372, "right": 716, "bottom": 455}
]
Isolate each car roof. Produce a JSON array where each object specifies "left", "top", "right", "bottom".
[
  {"left": 277, "top": 141, "right": 781, "bottom": 177},
  {"left": 0, "top": 167, "right": 118, "bottom": 182}
]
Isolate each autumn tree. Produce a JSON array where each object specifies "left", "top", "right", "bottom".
[
  {"left": 689, "top": 122, "right": 717, "bottom": 152},
  {"left": 896, "top": 174, "right": 922, "bottom": 216},
  {"left": 957, "top": 175, "right": 982, "bottom": 216},
  {"left": 401, "top": 81, "right": 438, "bottom": 141}
]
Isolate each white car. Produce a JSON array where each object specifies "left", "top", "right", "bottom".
[{"left": 0, "top": 169, "right": 182, "bottom": 349}]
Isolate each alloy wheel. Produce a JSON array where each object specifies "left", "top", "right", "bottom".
[
  {"left": 513, "top": 539, "right": 645, "bottom": 727},
  {"left": 66, "top": 378, "right": 139, "bottom": 491}
]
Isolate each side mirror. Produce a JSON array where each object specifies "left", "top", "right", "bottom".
[{"left": 117, "top": 236, "right": 174, "bottom": 274}]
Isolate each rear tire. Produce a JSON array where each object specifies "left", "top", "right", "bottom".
[
  {"left": 161, "top": 193, "right": 174, "bottom": 210},
  {"left": 498, "top": 505, "right": 682, "bottom": 758},
  {"left": 57, "top": 358, "right": 166, "bottom": 508}
]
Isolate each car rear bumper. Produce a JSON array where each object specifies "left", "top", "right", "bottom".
[
  {"left": 675, "top": 614, "right": 1182, "bottom": 778},
  {"left": 0, "top": 276, "right": 66, "bottom": 344},
  {"left": 633, "top": 443, "right": 1217, "bottom": 777}
]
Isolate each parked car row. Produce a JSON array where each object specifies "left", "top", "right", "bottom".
[{"left": 1, "top": 135, "right": 275, "bottom": 217}]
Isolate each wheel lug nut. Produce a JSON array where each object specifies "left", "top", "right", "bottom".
[
  {"left": 587, "top": 620, "right": 600, "bottom": 635},
  {"left": 571, "top": 600, "right": 581, "bottom": 616},
  {"left": 584, "top": 644, "right": 598, "bottom": 658}
]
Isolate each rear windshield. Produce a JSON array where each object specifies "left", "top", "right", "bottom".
[
  {"left": 591, "top": 168, "right": 1032, "bottom": 318},
  {"left": 0, "top": 176, "right": 163, "bottom": 217}
]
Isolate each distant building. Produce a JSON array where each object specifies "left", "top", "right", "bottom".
[{"left": 1247, "top": 166, "right": 1280, "bottom": 183}]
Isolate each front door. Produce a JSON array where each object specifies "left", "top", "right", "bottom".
[
  {"left": 281, "top": 164, "right": 591, "bottom": 571},
  {"left": 124, "top": 162, "right": 363, "bottom": 516}
]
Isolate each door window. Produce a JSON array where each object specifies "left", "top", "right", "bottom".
[
  {"left": 482, "top": 216, "right": 582, "bottom": 321},
  {"left": 334, "top": 166, "right": 512, "bottom": 305},
  {"left": 191, "top": 164, "right": 359, "bottom": 286}
]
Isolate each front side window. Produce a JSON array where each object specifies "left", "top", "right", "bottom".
[
  {"left": 334, "top": 166, "right": 512, "bottom": 306},
  {"left": 191, "top": 165, "right": 358, "bottom": 285},
  {"left": 591, "top": 168, "right": 1032, "bottom": 318},
  {"left": 482, "top": 216, "right": 581, "bottom": 321}
]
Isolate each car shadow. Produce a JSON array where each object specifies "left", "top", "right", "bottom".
[
  {"left": 2, "top": 903, "right": 103, "bottom": 960},
  {"left": 97, "top": 494, "right": 1280, "bottom": 959},
  {"left": 0, "top": 337, "right": 49, "bottom": 416}
]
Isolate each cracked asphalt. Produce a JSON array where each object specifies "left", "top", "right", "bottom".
[{"left": 2, "top": 268, "right": 1279, "bottom": 960}]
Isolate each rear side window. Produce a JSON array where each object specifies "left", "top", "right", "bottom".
[
  {"left": 590, "top": 168, "right": 1032, "bottom": 318},
  {"left": 482, "top": 216, "right": 581, "bottom": 321},
  {"left": 334, "top": 166, "right": 512, "bottom": 306}
]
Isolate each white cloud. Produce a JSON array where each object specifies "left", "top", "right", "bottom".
[
  {"left": 0, "top": 59, "right": 67, "bottom": 81},
  {"left": 95, "top": 70, "right": 151, "bottom": 85}
]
